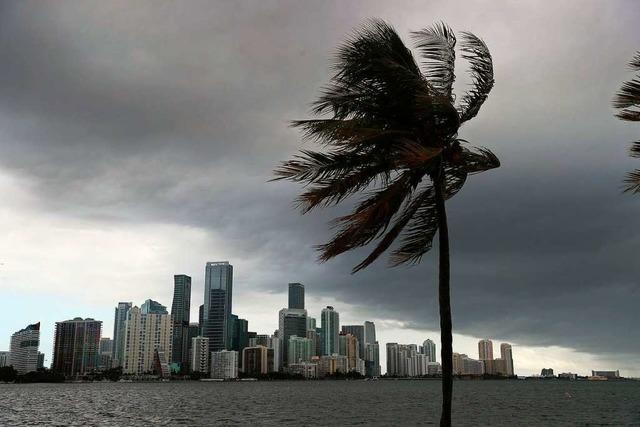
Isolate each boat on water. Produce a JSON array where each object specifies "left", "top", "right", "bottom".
[{"left": 200, "top": 378, "right": 224, "bottom": 382}]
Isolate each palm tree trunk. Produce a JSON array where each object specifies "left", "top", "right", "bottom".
[{"left": 434, "top": 164, "right": 453, "bottom": 427}]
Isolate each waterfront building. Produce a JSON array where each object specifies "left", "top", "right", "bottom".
[
  {"left": 427, "top": 362, "right": 442, "bottom": 375},
  {"left": 99, "top": 337, "right": 113, "bottom": 370},
  {"left": 191, "top": 336, "right": 210, "bottom": 374},
  {"left": 288, "top": 336, "right": 313, "bottom": 364},
  {"left": 186, "top": 323, "right": 201, "bottom": 371},
  {"left": 198, "top": 304, "right": 204, "bottom": 334},
  {"left": 453, "top": 353, "right": 484, "bottom": 376},
  {"left": 279, "top": 308, "right": 307, "bottom": 366},
  {"left": 242, "top": 346, "right": 273, "bottom": 375},
  {"left": 364, "top": 321, "right": 376, "bottom": 346},
  {"left": 592, "top": 370, "right": 620, "bottom": 379},
  {"left": 288, "top": 282, "right": 305, "bottom": 309},
  {"left": 341, "top": 325, "right": 365, "bottom": 358},
  {"left": 386, "top": 343, "right": 399, "bottom": 376},
  {"left": 122, "top": 304, "right": 172, "bottom": 375},
  {"left": 230, "top": 315, "right": 249, "bottom": 366},
  {"left": 0, "top": 351, "right": 9, "bottom": 367},
  {"left": 52, "top": 318, "right": 102, "bottom": 377},
  {"left": 356, "top": 358, "right": 366, "bottom": 376},
  {"left": 170, "top": 274, "right": 192, "bottom": 371},
  {"left": 112, "top": 302, "right": 132, "bottom": 367},
  {"left": 422, "top": 339, "right": 436, "bottom": 363},
  {"left": 288, "top": 362, "right": 318, "bottom": 379},
  {"left": 541, "top": 368, "right": 554, "bottom": 377},
  {"left": 9, "top": 322, "right": 40, "bottom": 374},
  {"left": 153, "top": 348, "right": 171, "bottom": 378},
  {"left": 364, "top": 342, "right": 381, "bottom": 377},
  {"left": 320, "top": 306, "right": 339, "bottom": 356},
  {"left": 338, "top": 332, "right": 359, "bottom": 371},
  {"left": 500, "top": 343, "right": 514, "bottom": 376},
  {"left": 211, "top": 350, "right": 238, "bottom": 379},
  {"left": 478, "top": 339, "right": 494, "bottom": 374},
  {"left": 318, "top": 354, "right": 348, "bottom": 377},
  {"left": 493, "top": 358, "right": 508, "bottom": 376},
  {"left": 203, "top": 261, "right": 233, "bottom": 353}
]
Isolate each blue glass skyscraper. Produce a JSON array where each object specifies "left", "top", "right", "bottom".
[{"left": 203, "top": 261, "right": 233, "bottom": 353}]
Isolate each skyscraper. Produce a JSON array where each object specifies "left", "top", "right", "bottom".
[
  {"left": 288, "top": 282, "right": 305, "bottom": 309},
  {"left": 0, "top": 351, "right": 9, "bottom": 368},
  {"left": 122, "top": 304, "right": 172, "bottom": 375},
  {"left": 52, "top": 318, "right": 102, "bottom": 377},
  {"left": 278, "top": 308, "right": 307, "bottom": 366},
  {"left": 500, "top": 343, "right": 514, "bottom": 376},
  {"left": 203, "top": 261, "right": 233, "bottom": 353},
  {"left": 99, "top": 337, "right": 113, "bottom": 370},
  {"left": 422, "top": 339, "right": 436, "bottom": 363},
  {"left": 170, "top": 274, "right": 192, "bottom": 370},
  {"left": 287, "top": 336, "right": 313, "bottom": 364},
  {"left": 9, "top": 322, "right": 40, "bottom": 374},
  {"left": 338, "top": 332, "right": 359, "bottom": 371},
  {"left": 342, "top": 325, "right": 365, "bottom": 358},
  {"left": 112, "top": 302, "right": 131, "bottom": 367},
  {"left": 321, "top": 306, "right": 339, "bottom": 356},
  {"left": 364, "top": 321, "right": 376, "bottom": 345},
  {"left": 478, "top": 339, "right": 494, "bottom": 374},
  {"left": 364, "top": 342, "right": 381, "bottom": 377}
]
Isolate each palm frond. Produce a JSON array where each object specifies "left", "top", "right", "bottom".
[
  {"left": 390, "top": 170, "right": 467, "bottom": 266},
  {"left": 411, "top": 22, "right": 457, "bottom": 100},
  {"left": 317, "top": 171, "right": 419, "bottom": 262},
  {"left": 613, "top": 77, "right": 640, "bottom": 122},
  {"left": 628, "top": 51, "right": 640, "bottom": 71},
  {"left": 457, "top": 32, "right": 494, "bottom": 123},
  {"left": 630, "top": 140, "right": 640, "bottom": 158},
  {"left": 623, "top": 169, "right": 640, "bottom": 193}
]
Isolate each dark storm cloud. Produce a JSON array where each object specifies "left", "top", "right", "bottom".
[{"left": 1, "top": 0, "right": 639, "bottom": 360}]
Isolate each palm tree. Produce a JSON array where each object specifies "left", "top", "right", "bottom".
[
  {"left": 273, "top": 20, "right": 499, "bottom": 426},
  {"left": 613, "top": 52, "right": 640, "bottom": 193}
]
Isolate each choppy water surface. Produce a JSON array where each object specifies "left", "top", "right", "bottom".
[{"left": 1, "top": 380, "right": 639, "bottom": 426}]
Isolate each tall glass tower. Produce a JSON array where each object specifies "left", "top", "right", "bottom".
[
  {"left": 321, "top": 306, "right": 339, "bottom": 355},
  {"left": 171, "top": 274, "right": 192, "bottom": 369},
  {"left": 288, "top": 283, "right": 305, "bottom": 309},
  {"left": 112, "top": 302, "right": 132, "bottom": 367},
  {"left": 203, "top": 261, "right": 233, "bottom": 353}
]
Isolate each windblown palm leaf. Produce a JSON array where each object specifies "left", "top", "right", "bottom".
[
  {"left": 274, "top": 19, "right": 499, "bottom": 271},
  {"left": 613, "top": 51, "right": 640, "bottom": 193}
]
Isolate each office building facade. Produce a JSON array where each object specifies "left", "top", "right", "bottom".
[
  {"left": 288, "top": 283, "right": 305, "bottom": 309},
  {"left": 52, "top": 318, "right": 102, "bottom": 377},
  {"left": 203, "top": 262, "right": 233, "bottom": 353},
  {"left": 112, "top": 302, "right": 132, "bottom": 367},
  {"left": 170, "top": 274, "right": 192, "bottom": 370},
  {"left": 321, "top": 306, "right": 339, "bottom": 356},
  {"left": 211, "top": 350, "right": 238, "bottom": 379},
  {"left": 122, "top": 304, "right": 172, "bottom": 375},
  {"left": 9, "top": 322, "right": 40, "bottom": 374}
]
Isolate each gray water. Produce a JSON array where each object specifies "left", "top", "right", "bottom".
[{"left": 1, "top": 380, "right": 639, "bottom": 426}]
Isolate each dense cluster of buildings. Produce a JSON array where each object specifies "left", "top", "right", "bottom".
[{"left": 0, "top": 261, "right": 385, "bottom": 380}]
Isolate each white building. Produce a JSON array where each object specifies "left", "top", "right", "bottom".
[
  {"left": 500, "top": 343, "right": 514, "bottom": 376},
  {"left": 191, "top": 336, "right": 210, "bottom": 373},
  {"left": 122, "top": 305, "right": 173, "bottom": 375},
  {"left": 211, "top": 350, "right": 238, "bottom": 379},
  {"left": 10, "top": 322, "right": 40, "bottom": 374},
  {"left": 422, "top": 339, "right": 437, "bottom": 363}
]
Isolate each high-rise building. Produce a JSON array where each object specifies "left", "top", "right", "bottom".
[
  {"left": 112, "top": 302, "right": 132, "bottom": 367},
  {"left": 186, "top": 324, "right": 201, "bottom": 372},
  {"left": 9, "top": 322, "right": 40, "bottom": 374},
  {"left": 198, "top": 304, "right": 204, "bottom": 334},
  {"left": 364, "top": 342, "right": 381, "bottom": 377},
  {"left": 211, "top": 350, "right": 238, "bottom": 379},
  {"left": 306, "top": 329, "right": 319, "bottom": 357},
  {"left": 453, "top": 353, "right": 484, "bottom": 376},
  {"left": 242, "top": 346, "right": 273, "bottom": 375},
  {"left": 203, "top": 261, "right": 233, "bottom": 353},
  {"left": 386, "top": 343, "right": 399, "bottom": 376},
  {"left": 338, "top": 332, "right": 359, "bottom": 371},
  {"left": 478, "top": 339, "right": 494, "bottom": 374},
  {"left": 37, "top": 352, "right": 45, "bottom": 369},
  {"left": 99, "top": 337, "right": 113, "bottom": 370},
  {"left": 288, "top": 362, "right": 318, "bottom": 379},
  {"left": 0, "top": 351, "right": 10, "bottom": 367},
  {"left": 306, "top": 317, "right": 316, "bottom": 331},
  {"left": 422, "top": 339, "right": 436, "bottom": 363},
  {"left": 278, "top": 308, "right": 307, "bottom": 366},
  {"left": 170, "top": 274, "right": 191, "bottom": 370},
  {"left": 364, "top": 321, "right": 376, "bottom": 345},
  {"left": 341, "top": 325, "right": 365, "bottom": 358},
  {"left": 52, "top": 318, "right": 102, "bottom": 377},
  {"left": 122, "top": 304, "right": 172, "bottom": 375},
  {"left": 318, "top": 354, "right": 348, "bottom": 377},
  {"left": 288, "top": 283, "right": 305, "bottom": 309},
  {"left": 321, "top": 306, "right": 339, "bottom": 356},
  {"left": 288, "top": 336, "right": 313, "bottom": 364},
  {"left": 191, "top": 336, "right": 210, "bottom": 373},
  {"left": 500, "top": 343, "right": 514, "bottom": 376}
]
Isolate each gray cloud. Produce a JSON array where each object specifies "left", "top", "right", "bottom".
[{"left": 1, "top": 0, "right": 639, "bottom": 363}]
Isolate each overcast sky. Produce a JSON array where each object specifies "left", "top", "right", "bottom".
[{"left": 1, "top": 0, "right": 639, "bottom": 376}]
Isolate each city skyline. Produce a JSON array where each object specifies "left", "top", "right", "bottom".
[
  {"left": 0, "top": 263, "right": 633, "bottom": 376},
  {"left": 0, "top": 1, "right": 639, "bottom": 379}
]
